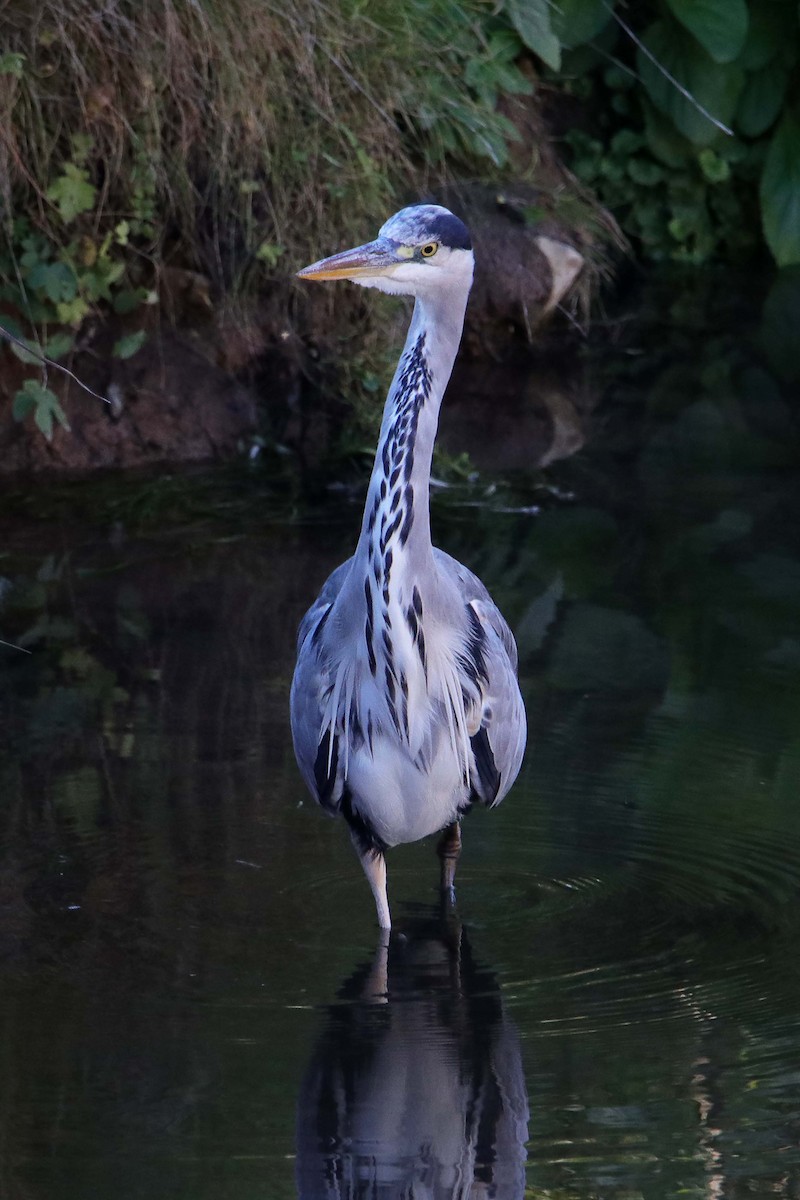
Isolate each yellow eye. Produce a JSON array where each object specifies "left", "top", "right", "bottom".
[{"left": 420, "top": 242, "right": 439, "bottom": 258}]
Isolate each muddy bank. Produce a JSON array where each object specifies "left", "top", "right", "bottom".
[{"left": 1, "top": 190, "right": 589, "bottom": 478}]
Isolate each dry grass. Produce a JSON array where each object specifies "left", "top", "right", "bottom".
[
  {"left": 1, "top": 0, "right": 521, "bottom": 290},
  {"left": 1, "top": 1, "right": 607, "bottom": 457}
]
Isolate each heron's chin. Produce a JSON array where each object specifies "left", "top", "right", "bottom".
[{"left": 354, "top": 273, "right": 414, "bottom": 296}]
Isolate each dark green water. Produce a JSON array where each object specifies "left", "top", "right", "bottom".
[{"left": 1, "top": 270, "right": 800, "bottom": 1199}]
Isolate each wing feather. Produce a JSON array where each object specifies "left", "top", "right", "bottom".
[
  {"left": 432, "top": 548, "right": 526, "bottom": 808},
  {"left": 291, "top": 557, "right": 354, "bottom": 812}
]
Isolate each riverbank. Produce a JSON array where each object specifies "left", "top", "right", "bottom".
[
  {"left": 1, "top": 1, "right": 611, "bottom": 476},
  {"left": 1, "top": 185, "right": 590, "bottom": 477}
]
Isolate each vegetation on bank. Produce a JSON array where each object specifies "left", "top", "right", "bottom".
[
  {"left": 0, "top": 0, "right": 538, "bottom": 441},
  {"left": 1, "top": 0, "right": 798, "bottom": 449},
  {"left": 553, "top": 0, "right": 800, "bottom": 267}
]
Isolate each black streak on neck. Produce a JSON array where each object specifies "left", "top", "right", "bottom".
[{"left": 362, "top": 332, "right": 433, "bottom": 703}]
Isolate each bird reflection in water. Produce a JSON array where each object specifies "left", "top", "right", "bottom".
[{"left": 296, "top": 909, "right": 529, "bottom": 1198}]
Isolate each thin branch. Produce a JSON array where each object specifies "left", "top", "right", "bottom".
[
  {"left": 0, "top": 321, "right": 110, "bottom": 406},
  {"left": 606, "top": 1, "right": 734, "bottom": 137},
  {"left": 0, "top": 638, "right": 31, "bottom": 654}
]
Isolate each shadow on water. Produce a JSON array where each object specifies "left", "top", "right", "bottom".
[
  {"left": 0, "top": 267, "right": 800, "bottom": 1197},
  {"left": 296, "top": 907, "right": 528, "bottom": 1199}
]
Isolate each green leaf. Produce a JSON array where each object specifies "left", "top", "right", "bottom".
[
  {"left": 464, "top": 33, "right": 533, "bottom": 104},
  {"left": 12, "top": 386, "right": 37, "bottom": 420},
  {"left": 69, "top": 133, "right": 93, "bottom": 165},
  {"left": 760, "top": 111, "right": 800, "bottom": 267},
  {"left": 736, "top": 65, "right": 789, "bottom": 139},
  {"left": 604, "top": 64, "right": 635, "bottom": 92},
  {"left": 668, "top": 214, "right": 693, "bottom": 243},
  {"left": 113, "top": 329, "right": 147, "bottom": 359},
  {"left": 56, "top": 297, "right": 91, "bottom": 327},
  {"left": 35, "top": 403, "right": 53, "bottom": 440},
  {"left": 257, "top": 241, "right": 285, "bottom": 266},
  {"left": 45, "top": 332, "right": 75, "bottom": 360},
  {"left": 739, "top": 3, "right": 798, "bottom": 71},
  {"left": 550, "top": 0, "right": 609, "bottom": 48},
  {"left": 610, "top": 129, "right": 645, "bottom": 156},
  {"left": 643, "top": 98, "right": 693, "bottom": 167},
  {"left": 0, "top": 314, "right": 24, "bottom": 341},
  {"left": 505, "top": 0, "right": 561, "bottom": 70},
  {"left": 638, "top": 20, "right": 745, "bottom": 145},
  {"left": 112, "top": 288, "right": 146, "bottom": 315},
  {"left": 44, "top": 390, "right": 70, "bottom": 437},
  {"left": 628, "top": 157, "right": 666, "bottom": 186},
  {"left": 19, "top": 241, "right": 45, "bottom": 270},
  {"left": 25, "top": 263, "right": 50, "bottom": 292},
  {"left": 79, "top": 267, "right": 118, "bottom": 302},
  {"left": 102, "top": 261, "right": 125, "bottom": 287},
  {"left": 665, "top": 0, "right": 748, "bottom": 64},
  {"left": 27, "top": 260, "right": 77, "bottom": 303},
  {"left": 698, "top": 147, "right": 730, "bottom": 183},
  {"left": 0, "top": 52, "right": 25, "bottom": 77},
  {"left": 46, "top": 163, "right": 96, "bottom": 223},
  {"left": 12, "top": 379, "right": 70, "bottom": 439},
  {"left": 9, "top": 337, "right": 43, "bottom": 366}
]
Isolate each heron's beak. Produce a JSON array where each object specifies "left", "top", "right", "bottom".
[{"left": 297, "top": 238, "right": 400, "bottom": 282}]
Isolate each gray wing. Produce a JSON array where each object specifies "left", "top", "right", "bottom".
[
  {"left": 295, "top": 557, "right": 354, "bottom": 653},
  {"left": 290, "top": 557, "right": 353, "bottom": 811},
  {"left": 433, "top": 549, "right": 519, "bottom": 670},
  {"left": 434, "top": 548, "right": 527, "bottom": 808}
]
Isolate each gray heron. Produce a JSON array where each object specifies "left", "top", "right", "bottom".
[{"left": 290, "top": 204, "right": 527, "bottom": 929}]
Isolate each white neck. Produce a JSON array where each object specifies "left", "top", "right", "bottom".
[{"left": 356, "top": 286, "right": 470, "bottom": 565}]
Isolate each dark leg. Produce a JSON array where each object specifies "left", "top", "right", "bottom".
[{"left": 437, "top": 820, "right": 462, "bottom": 899}]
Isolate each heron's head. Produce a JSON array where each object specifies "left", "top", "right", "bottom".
[{"left": 297, "top": 205, "right": 474, "bottom": 298}]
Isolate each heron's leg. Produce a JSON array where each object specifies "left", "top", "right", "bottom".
[
  {"left": 362, "top": 929, "right": 391, "bottom": 1003},
  {"left": 437, "top": 820, "right": 462, "bottom": 897},
  {"left": 350, "top": 833, "right": 391, "bottom": 930}
]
